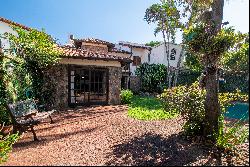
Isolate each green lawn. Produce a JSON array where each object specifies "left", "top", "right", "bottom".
[{"left": 127, "top": 96, "right": 179, "bottom": 121}]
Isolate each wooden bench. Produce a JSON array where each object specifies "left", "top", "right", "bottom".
[{"left": 5, "top": 99, "right": 55, "bottom": 141}]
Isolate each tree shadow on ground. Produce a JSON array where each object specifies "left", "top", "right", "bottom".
[{"left": 105, "top": 132, "right": 210, "bottom": 166}]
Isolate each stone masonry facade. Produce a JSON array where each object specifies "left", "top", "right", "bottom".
[
  {"left": 44, "top": 64, "right": 68, "bottom": 110},
  {"left": 129, "top": 76, "right": 141, "bottom": 93},
  {"left": 45, "top": 64, "right": 121, "bottom": 109},
  {"left": 108, "top": 66, "right": 122, "bottom": 105}
]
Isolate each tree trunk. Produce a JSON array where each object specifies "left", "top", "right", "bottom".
[
  {"left": 203, "top": 0, "right": 224, "bottom": 141},
  {"left": 167, "top": 35, "right": 171, "bottom": 88},
  {"left": 161, "top": 23, "right": 169, "bottom": 89},
  {"left": 203, "top": 67, "right": 220, "bottom": 140}
]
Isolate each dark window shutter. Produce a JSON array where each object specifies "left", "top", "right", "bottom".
[
  {"left": 133, "top": 56, "right": 137, "bottom": 66},
  {"left": 137, "top": 57, "right": 141, "bottom": 65},
  {"left": 133, "top": 56, "right": 142, "bottom": 66}
]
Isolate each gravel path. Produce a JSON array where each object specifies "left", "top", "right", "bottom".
[{"left": 2, "top": 105, "right": 249, "bottom": 166}]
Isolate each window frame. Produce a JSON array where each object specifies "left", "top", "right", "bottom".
[{"left": 132, "top": 56, "right": 141, "bottom": 66}]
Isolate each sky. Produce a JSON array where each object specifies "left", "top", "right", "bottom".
[{"left": 0, "top": 0, "right": 249, "bottom": 45}]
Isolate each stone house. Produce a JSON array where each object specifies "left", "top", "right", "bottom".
[
  {"left": 0, "top": 17, "right": 132, "bottom": 108},
  {"left": 54, "top": 37, "right": 132, "bottom": 108}
]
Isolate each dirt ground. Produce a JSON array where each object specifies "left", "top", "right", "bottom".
[{"left": 2, "top": 105, "right": 249, "bottom": 166}]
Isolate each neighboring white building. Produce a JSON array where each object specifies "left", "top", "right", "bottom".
[
  {"left": 115, "top": 41, "right": 185, "bottom": 76},
  {"left": 116, "top": 41, "right": 151, "bottom": 76},
  {"left": 0, "top": 18, "right": 17, "bottom": 51},
  {"left": 150, "top": 42, "right": 185, "bottom": 68},
  {"left": 0, "top": 17, "right": 31, "bottom": 52}
]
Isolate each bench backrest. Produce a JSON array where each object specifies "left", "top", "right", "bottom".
[{"left": 7, "top": 99, "right": 38, "bottom": 118}]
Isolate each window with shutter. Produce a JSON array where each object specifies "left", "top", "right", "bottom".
[
  {"left": 132, "top": 56, "right": 137, "bottom": 66},
  {"left": 132, "top": 56, "right": 141, "bottom": 66},
  {"left": 137, "top": 56, "right": 141, "bottom": 66}
]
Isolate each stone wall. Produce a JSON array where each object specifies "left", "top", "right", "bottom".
[
  {"left": 44, "top": 64, "right": 68, "bottom": 110},
  {"left": 108, "top": 66, "right": 122, "bottom": 105},
  {"left": 44, "top": 64, "right": 122, "bottom": 108},
  {"left": 129, "top": 76, "right": 141, "bottom": 93},
  {"left": 82, "top": 45, "right": 108, "bottom": 53}
]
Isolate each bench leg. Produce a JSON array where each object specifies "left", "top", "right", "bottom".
[
  {"left": 30, "top": 126, "right": 39, "bottom": 141},
  {"left": 49, "top": 115, "right": 54, "bottom": 124},
  {"left": 13, "top": 125, "right": 25, "bottom": 136}
]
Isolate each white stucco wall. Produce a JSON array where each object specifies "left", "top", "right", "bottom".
[
  {"left": 60, "top": 58, "right": 121, "bottom": 67},
  {"left": 150, "top": 43, "right": 185, "bottom": 68},
  {"left": 115, "top": 42, "right": 185, "bottom": 76},
  {"left": 108, "top": 51, "right": 131, "bottom": 59},
  {"left": 130, "top": 47, "right": 150, "bottom": 75},
  {"left": 0, "top": 21, "right": 18, "bottom": 50}
]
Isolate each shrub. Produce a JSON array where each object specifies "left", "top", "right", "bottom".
[
  {"left": 159, "top": 81, "right": 206, "bottom": 136},
  {"left": 176, "top": 70, "right": 201, "bottom": 86},
  {"left": 121, "top": 89, "right": 133, "bottom": 104},
  {"left": 219, "top": 71, "right": 249, "bottom": 93},
  {"left": 135, "top": 63, "right": 167, "bottom": 93},
  {"left": 216, "top": 119, "right": 249, "bottom": 151},
  {"left": 0, "top": 106, "right": 11, "bottom": 126},
  {"left": 159, "top": 82, "right": 249, "bottom": 137},
  {"left": 0, "top": 133, "right": 19, "bottom": 164}
]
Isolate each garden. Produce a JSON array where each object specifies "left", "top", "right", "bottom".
[
  {"left": 0, "top": 0, "right": 249, "bottom": 166},
  {"left": 119, "top": 0, "right": 249, "bottom": 163}
]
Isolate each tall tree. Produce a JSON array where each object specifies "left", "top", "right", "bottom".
[
  {"left": 181, "top": 0, "right": 238, "bottom": 141},
  {"left": 144, "top": 0, "right": 182, "bottom": 88},
  {"left": 203, "top": 0, "right": 224, "bottom": 140},
  {"left": 145, "top": 41, "right": 161, "bottom": 47},
  {"left": 221, "top": 32, "right": 249, "bottom": 73},
  {"left": 146, "top": 0, "right": 238, "bottom": 141}
]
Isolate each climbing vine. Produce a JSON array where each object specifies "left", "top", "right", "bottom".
[{"left": 3, "top": 26, "right": 62, "bottom": 108}]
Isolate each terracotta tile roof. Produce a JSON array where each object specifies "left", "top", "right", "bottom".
[
  {"left": 73, "top": 38, "right": 115, "bottom": 47},
  {"left": 59, "top": 46, "right": 132, "bottom": 62},
  {"left": 0, "top": 17, "right": 31, "bottom": 30},
  {"left": 109, "top": 48, "right": 131, "bottom": 54},
  {"left": 119, "top": 41, "right": 151, "bottom": 50}
]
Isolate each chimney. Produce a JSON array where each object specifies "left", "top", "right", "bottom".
[{"left": 69, "top": 34, "right": 74, "bottom": 40}]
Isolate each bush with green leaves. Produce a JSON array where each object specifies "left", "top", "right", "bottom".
[
  {"left": 159, "top": 82, "right": 249, "bottom": 138},
  {"left": 176, "top": 70, "right": 201, "bottom": 86},
  {"left": 0, "top": 133, "right": 19, "bottom": 164},
  {"left": 135, "top": 63, "right": 167, "bottom": 93},
  {"left": 219, "top": 71, "right": 249, "bottom": 93},
  {"left": 121, "top": 89, "right": 133, "bottom": 104},
  {"left": 0, "top": 106, "right": 11, "bottom": 126},
  {"left": 216, "top": 119, "right": 249, "bottom": 151},
  {"left": 159, "top": 82, "right": 206, "bottom": 136}
]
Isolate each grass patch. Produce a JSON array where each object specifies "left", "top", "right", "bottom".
[{"left": 127, "top": 96, "right": 179, "bottom": 121}]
